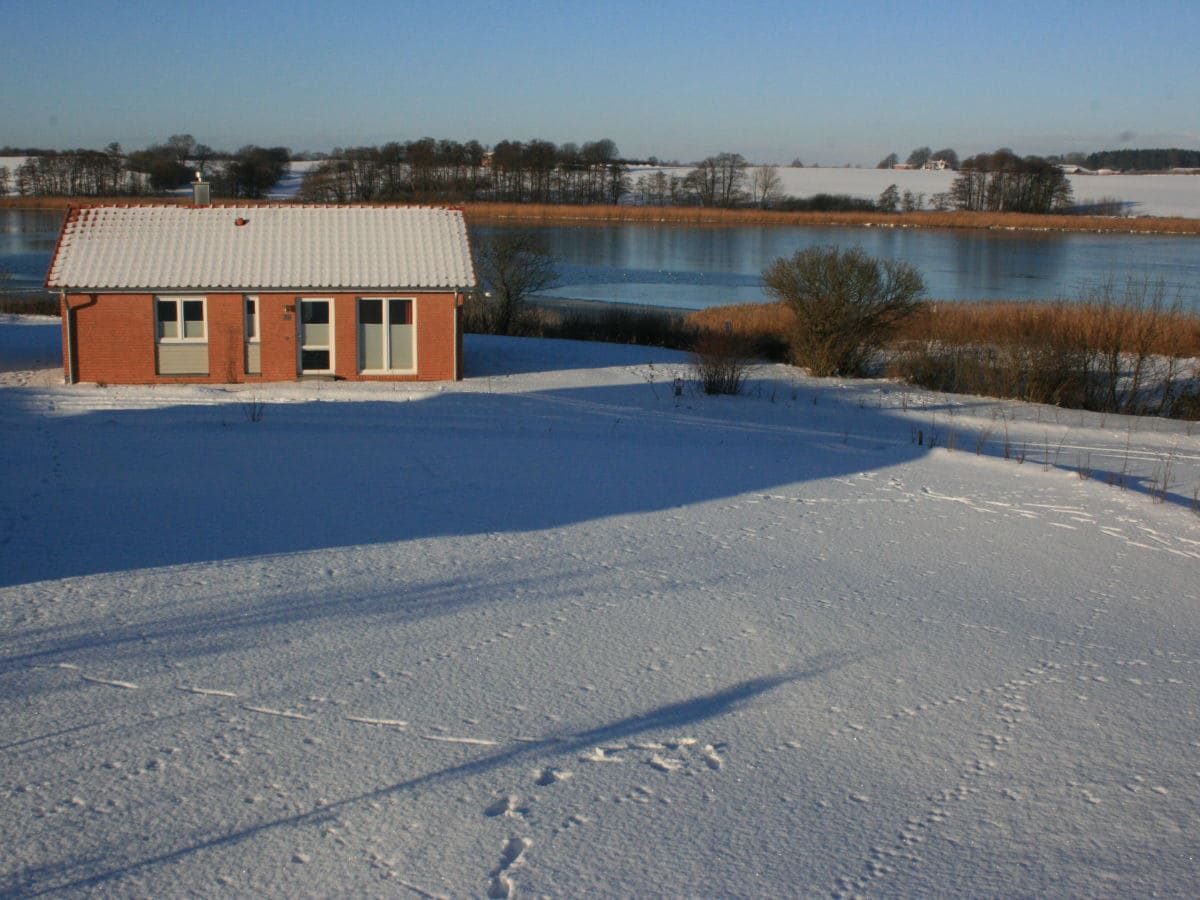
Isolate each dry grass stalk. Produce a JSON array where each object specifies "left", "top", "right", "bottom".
[{"left": 691, "top": 331, "right": 753, "bottom": 395}]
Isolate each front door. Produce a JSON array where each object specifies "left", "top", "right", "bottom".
[{"left": 298, "top": 299, "right": 333, "bottom": 374}]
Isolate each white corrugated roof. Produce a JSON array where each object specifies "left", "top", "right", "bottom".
[{"left": 46, "top": 205, "right": 476, "bottom": 291}]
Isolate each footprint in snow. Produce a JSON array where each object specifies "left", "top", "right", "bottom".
[
  {"left": 484, "top": 794, "right": 529, "bottom": 819},
  {"left": 487, "top": 837, "right": 531, "bottom": 899},
  {"left": 534, "top": 767, "right": 573, "bottom": 786}
]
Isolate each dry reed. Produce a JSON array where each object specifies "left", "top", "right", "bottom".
[
  {"left": 688, "top": 295, "right": 1200, "bottom": 418},
  {"left": 461, "top": 202, "right": 1200, "bottom": 236},
  {"left": 6, "top": 196, "right": 1198, "bottom": 236},
  {"left": 690, "top": 298, "right": 1200, "bottom": 360},
  {"left": 895, "top": 300, "right": 1200, "bottom": 358}
]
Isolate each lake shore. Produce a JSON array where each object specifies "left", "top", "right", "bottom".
[
  {"left": 4, "top": 195, "right": 1199, "bottom": 236},
  {"left": 463, "top": 202, "right": 1200, "bottom": 235}
]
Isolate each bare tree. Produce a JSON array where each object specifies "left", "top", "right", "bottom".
[
  {"left": 751, "top": 165, "right": 783, "bottom": 207},
  {"left": 901, "top": 190, "right": 924, "bottom": 212},
  {"left": 878, "top": 184, "right": 900, "bottom": 212},
  {"left": 877, "top": 153, "right": 899, "bottom": 169},
  {"left": 474, "top": 231, "right": 557, "bottom": 335},
  {"left": 684, "top": 152, "right": 748, "bottom": 207}
]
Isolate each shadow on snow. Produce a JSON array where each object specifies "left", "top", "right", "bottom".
[
  {"left": 0, "top": 380, "right": 929, "bottom": 591},
  {"left": 8, "top": 659, "right": 861, "bottom": 896}
]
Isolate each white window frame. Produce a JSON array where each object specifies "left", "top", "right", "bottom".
[
  {"left": 155, "top": 296, "right": 208, "bottom": 343},
  {"left": 297, "top": 297, "right": 335, "bottom": 375},
  {"left": 357, "top": 296, "right": 418, "bottom": 375}
]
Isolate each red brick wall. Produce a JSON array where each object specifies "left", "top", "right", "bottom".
[{"left": 65, "top": 291, "right": 462, "bottom": 384}]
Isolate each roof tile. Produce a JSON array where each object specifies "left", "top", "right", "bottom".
[{"left": 47, "top": 205, "right": 477, "bottom": 292}]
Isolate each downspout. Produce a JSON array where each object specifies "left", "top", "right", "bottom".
[
  {"left": 62, "top": 293, "right": 98, "bottom": 384},
  {"left": 453, "top": 288, "right": 461, "bottom": 381},
  {"left": 61, "top": 291, "right": 75, "bottom": 384}
]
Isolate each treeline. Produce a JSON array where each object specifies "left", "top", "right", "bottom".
[
  {"left": 1085, "top": 148, "right": 1200, "bottom": 171},
  {"left": 949, "top": 150, "right": 1073, "bottom": 214},
  {"left": 877, "top": 146, "right": 960, "bottom": 170},
  {"left": 0, "top": 136, "right": 1101, "bottom": 216},
  {"left": 0, "top": 135, "right": 289, "bottom": 199},
  {"left": 298, "top": 137, "right": 628, "bottom": 204}
]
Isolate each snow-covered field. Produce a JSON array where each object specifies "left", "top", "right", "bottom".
[
  {"left": 629, "top": 166, "right": 1200, "bottom": 219},
  {"left": 2, "top": 316, "right": 1200, "bottom": 897}
]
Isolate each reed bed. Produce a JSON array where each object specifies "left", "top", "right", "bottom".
[
  {"left": 5, "top": 195, "right": 1198, "bottom": 235},
  {"left": 686, "top": 302, "right": 794, "bottom": 361},
  {"left": 690, "top": 297, "right": 1200, "bottom": 361},
  {"left": 0, "top": 292, "right": 60, "bottom": 316},
  {"left": 688, "top": 293, "right": 1200, "bottom": 418},
  {"left": 462, "top": 202, "right": 1200, "bottom": 236},
  {"left": 896, "top": 299, "right": 1200, "bottom": 358}
]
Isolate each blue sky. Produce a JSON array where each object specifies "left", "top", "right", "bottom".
[{"left": 4, "top": 0, "right": 1198, "bottom": 164}]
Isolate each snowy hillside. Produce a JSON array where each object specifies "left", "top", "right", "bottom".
[{"left": 2, "top": 316, "right": 1199, "bottom": 897}]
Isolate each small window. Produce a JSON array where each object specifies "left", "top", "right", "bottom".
[
  {"left": 244, "top": 296, "right": 262, "bottom": 375},
  {"left": 182, "top": 301, "right": 204, "bottom": 338},
  {"left": 156, "top": 300, "right": 178, "bottom": 340},
  {"left": 156, "top": 297, "right": 206, "bottom": 342},
  {"left": 301, "top": 349, "right": 331, "bottom": 370},
  {"left": 302, "top": 301, "right": 330, "bottom": 326},
  {"left": 244, "top": 296, "right": 259, "bottom": 341}
]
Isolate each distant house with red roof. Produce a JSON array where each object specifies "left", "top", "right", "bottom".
[{"left": 46, "top": 204, "right": 476, "bottom": 384}]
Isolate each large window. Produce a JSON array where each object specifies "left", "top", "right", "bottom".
[
  {"left": 358, "top": 298, "right": 415, "bottom": 373},
  {"left": 155, "top": 297, "right": 208, "bottom": 375}
]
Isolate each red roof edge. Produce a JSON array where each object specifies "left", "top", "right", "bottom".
[{"left": 44, "top": 206, "right": 83, "bottom": 290}]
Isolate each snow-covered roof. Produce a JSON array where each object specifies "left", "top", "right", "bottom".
[{"left": 46, "top": 205, "right": 476, "bottom": 292}]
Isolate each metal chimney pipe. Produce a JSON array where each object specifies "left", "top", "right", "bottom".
[{"left": 192, "top": 172, "right": 211, "bottom": 206}]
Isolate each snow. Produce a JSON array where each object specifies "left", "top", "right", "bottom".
[
  {"left": 2, "top": 316, "right": 1200, "bottom": 897},
  {"left": 629, "top": 165, "right": 1200, "bottom": 219}
]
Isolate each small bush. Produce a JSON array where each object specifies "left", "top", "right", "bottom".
[{"left": 692, "top": 330, "right": 752, "bottom": 395}]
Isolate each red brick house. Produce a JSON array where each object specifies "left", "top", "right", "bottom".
[{"left": 46, "top": 204, "right": 476, "bottom": 384}]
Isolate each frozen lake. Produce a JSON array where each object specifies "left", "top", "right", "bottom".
[
  {"left": 482, "top": 222, "right": 1200, "bottom": 310},
  {"left": 5, "top": 208, "right": 1199, "bottom": 310}
]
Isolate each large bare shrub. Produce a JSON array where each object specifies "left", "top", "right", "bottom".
[
  {"left": 763, "top": 245, "right": 924, "bottom": 377},
  {"left": 473, "top": 230, "right": 557, "bottom": 335}
]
